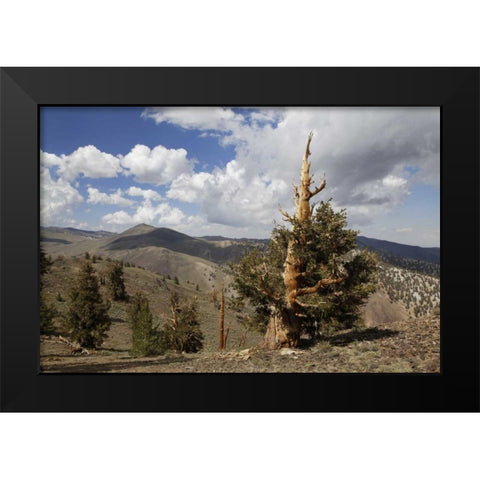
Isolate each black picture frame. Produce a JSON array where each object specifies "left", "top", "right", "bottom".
[{"left": 1, "top": 67, "right": 478, "bottom": 412}]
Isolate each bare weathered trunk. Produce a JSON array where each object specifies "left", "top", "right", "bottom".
[
  {"left": 224, "top": 325, "right": 230, "bottom": 350},
  {"left": 219, "top": 285, "right": 225, "bottom": 350},
  {"left": 262, "top": 307, "right": 300, "bottom": 349},
  {"left": 263, "top": 133, "right": 327, "bottom": 349}
]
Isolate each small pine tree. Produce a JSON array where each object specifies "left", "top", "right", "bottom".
[
  {"left": 40, "top": 300, "right": 57, "bottom": 334},
  {"left": 128, "top": 293, "right": 164, "bottom": 357},
  {"left": 84, "top": 251, "right": 90, "bottom": 260},
  {"left": 106, "top": 262, "right": 128, "bottom": 301},
  {"left": 40, "top": 246, "right": 52, "bottom": 276},
  {"left": 40, "top": 247, "right": 56, "bottom": 334},
  {"left": 66, "top": 261, "right": 111, "bottom": 348},
  {"left": 161, "top": 293, "right": 203, "bottom": 353},
  {"left": 174, "top": 276, "right": 180, "bottom": 285}
]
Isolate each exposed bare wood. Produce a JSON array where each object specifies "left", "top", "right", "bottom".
[
  {"left": 279, "top": 206, "right": 295, "bottom": 224},
  {"left": 295, "top": 263, "right": 325, "bottom": 278},
  {"left": 224, "top": 325, "right": 230, "bottom": 350},
  {"left": 294, "top": 299, "right": 326, "bottom": 308},
  {"left": 219, "top": 285, "right": 225, "bottom": 350},
  {"left": 309, "top": 177, "right": 326, "bottom": 198},
  {"left": 53, "top": 335, "right": 91, "bottom": 355},
  {"left": 296, "top": 276, "right": 345, "bottom": 296},
  {"left": 293, "top": 183, "right": 300, "bottom": 207},
  {"left": 238, "top": 329, "right": 248, "bottom": 347}
]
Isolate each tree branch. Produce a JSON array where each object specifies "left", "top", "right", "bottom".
[
  {"left": 292, "top": 183, "right": 300, "bottom": 207},
  {"left": 296, "top": 276, "right": 345, "bottom": 296},
  {"left": 295, "top": 263, "right": 325, "bottom": 278},
  {"left": 279, "top": 206, "right": 295, "bottom": 224},
  {"left": 252, "top": 262, "right": 281, "bottom": 301},
  {"left": 294, "top": 299, "right": 326, "bottom": 308},
  {"left": 303, "top": 132, "right": 313, "bottom": 163},
  {"left": 309, "top": 175, "right": 326, "bottom": 198}
]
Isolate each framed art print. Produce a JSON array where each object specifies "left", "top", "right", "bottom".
[{"left": 1, "top": 67, "right": 479, "bottom": 411}]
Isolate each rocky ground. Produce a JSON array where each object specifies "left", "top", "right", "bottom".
[{"left": 40, "top": 314, "right": 440, "bottom": 373}]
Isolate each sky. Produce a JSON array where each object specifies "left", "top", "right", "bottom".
[{"left": 40, "top": 106, "right": 440, "bottom": 247}]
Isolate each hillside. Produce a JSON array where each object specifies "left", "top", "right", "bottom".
[
  {"left": 105, "top": 227, "right": 259, "bottom": 263},
  {"left": 378, "top": 263, "right": 440, "bottom": 318},
  {"left": 39, "top": 253, "right": 440, "bottom": 373},
  {"left": 357, "top": 236, "right": 440, "bottom": 277},
  {"left": 40, "top": 255, "right": 263, "bottom": 357},
  {"left": 41, "top": 224, "right": 441, "bottom": 319},
  {"left": 39, "top": 225, "right": 440, "bottom": 373}
]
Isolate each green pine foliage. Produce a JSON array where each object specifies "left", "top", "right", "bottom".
[
  {"left": 40, "top": 299, "right": 57, "bottom": 335},
  {"left": 128, "top": 293, "right": 165, "bottom": 357},
  {"left": 106, "top": 261, "right": 128, "bottom": 301},
  {"left": 40, "top": 247, "right": 56, "bottom": 334},
  {"left": 66, "top": 261, "right": 111, "bottom": 348},
  {"left": 232, "top": 199, "right": 378, "bottom": 339},
  {"left": 128, "top": 292, "right": 204, "bottom": 356}
]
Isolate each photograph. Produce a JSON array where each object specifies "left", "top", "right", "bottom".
[{"left": 39, "top": 106, "right": 440, "bottom": 373}]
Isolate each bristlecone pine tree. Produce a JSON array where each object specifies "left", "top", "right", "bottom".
[
  {"left": 232, "top": 133, "right": 378, "bottom": 349},
  {"left": 66, "top": 261, "right": 111, "bottom": 348},
  {"left": 106, "top": 261, "right": 128, "bottom": 301},
  {"left": 128, "top": 293, "right": 163, "bottom": 357}
]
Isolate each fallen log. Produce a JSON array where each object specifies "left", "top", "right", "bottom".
[{"left": 41, "top": 335, "right": 91, "bottom": 355}]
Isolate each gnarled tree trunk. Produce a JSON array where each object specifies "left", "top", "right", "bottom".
[{"left": 262, "top": 133, "right": 327, "bottom": 349}]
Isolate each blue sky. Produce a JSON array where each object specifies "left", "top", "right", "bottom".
[{"left": 40, "top": 106, "right": 440, "bottom": 247}]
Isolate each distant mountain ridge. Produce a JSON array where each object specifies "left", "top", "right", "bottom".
[
  {"left": 41, "top": 225, "right": 440, "bottom": 267},
  {"left": 356, "top": 236, "right": 440, "bottom": 265},
  {"left": 106, "top": 227, "right": 265, "bottom": 264}
]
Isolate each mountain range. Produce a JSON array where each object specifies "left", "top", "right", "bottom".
[
  {"left": 41, "top": 224, "right": 439, "bottom": 266},
  {"left": 40, "top": 223, "right": 440, "bottom": 326}
]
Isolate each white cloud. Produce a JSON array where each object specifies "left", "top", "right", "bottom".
[
  {"left": 41, "top": 107, "right": 439, "bottom": 245},
  {"left": 120, "top": 144, "right": 194, "bottom": 185},
  {"left": 40, "top": 167, "right": 83, "bottom": 225},
  {"left": 142, "top": 107, "right": 245, "bottom": 132},
  {"left": 41, "top": 146, "right": 123, "bottom": 182},
  {"left": 102, "top": 200, "right": 186, "bottom": 229},
  {"left": 101, "top": 210, "right": 133, "bottom": 226},
  {"left": 395, "top": 227, "right": 413, "bottom": 233},
  {"left": 87, "top": 187, "right": 134, "bottom": 206},
  {"left": 126, "top": 186, "right": 163, "bottom": 201},
  {"left": 337, "top": 174, "right": 410, "bottom": 225},
  {"left": 167, "top": 160, "right": 289, "bottom": 230},
  {"left": 152, "top": 107, "right": 439, "bottom": 233}
]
